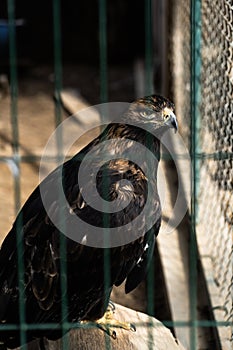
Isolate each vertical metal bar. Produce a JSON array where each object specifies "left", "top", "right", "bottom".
[
  {"left": 145, "top": 1, "right": 154, "bottom": 348},
  {"left": 190, "top": 0, "right": 201, "bottom": 349},
  {"left": 145, "top": 0, "right": 154, "bottom": 95},
  {"left": 98, "top": 2, "right": 110, "bottom": 348},
  {"left": 7, "top": 0, "right": 26, "bottom": 348},
  {"left": 7, "top": 0, "right": 21, "bottom": 212},
  {"left": 145, "top": 0, "right": 154, "bottom": 312},
  {"left": 99, "top": 0, "right": 108, "bottom": 103},
  {"left": 53, "top": 0, "right": 63, "bottom": 129},
  {"left": 153, "top": 0, "right": 168, "bottom": 95},
  {"left": 7, "top": 1, "right": 19, "bottom": 158},
  {"left": 53, "top": 1, "right": 68, "bottom": 348}
]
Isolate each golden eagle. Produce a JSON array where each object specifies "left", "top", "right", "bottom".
[{"left": 0, "top": 95, "right": 177, "bottom": 348}]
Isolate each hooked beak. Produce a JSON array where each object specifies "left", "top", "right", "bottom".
[{"left": 163, "top": 108, "right": 178, "bottom": 133}]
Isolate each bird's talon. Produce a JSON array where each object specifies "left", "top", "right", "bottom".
[
  {"left": 96, "top": 322, "right": 117, "bottom": 339},
  {"left": 93, "top": 303, "right": 136, "bottom": 339},
  {"left": 130, "top": 323, "right": 136, "bottom": 332},
  {"left": 108, "top": 300, "right": 116, "bottom": 312},
  {"left": 112, "top": 330, "right": 117, "bottom": 339}
]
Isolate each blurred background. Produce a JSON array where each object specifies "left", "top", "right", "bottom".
[{"left": 0, "top": 1, "right": 232, "bottom": 349}]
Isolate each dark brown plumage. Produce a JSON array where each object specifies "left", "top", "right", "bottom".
[{"left": 0, "top": 95, "right": 177, "bottom": 348}]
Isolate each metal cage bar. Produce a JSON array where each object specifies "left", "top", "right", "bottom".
[
  {"left": 53, "top": 1, "right": 70, "bottom": 349},
  {"left": 190, "top": 1, "right": 202, "bottom": 349},
  {"left": 7, "top": 0, "right": 27, "bottom": 348}
]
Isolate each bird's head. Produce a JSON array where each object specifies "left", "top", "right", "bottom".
[{"left": 125, "top": 95, "right": 178, "bottom": 134}]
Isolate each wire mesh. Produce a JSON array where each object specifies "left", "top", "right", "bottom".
[
  {"left": 197, "top": 0, "right": 233, "bottom": 346},
  {"left": 171, "top": 0, "right": 233, "bottom": 348}
]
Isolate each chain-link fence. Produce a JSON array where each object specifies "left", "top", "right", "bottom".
[{"left": 171, "top": 0, "right": 232, "bottom": 348}]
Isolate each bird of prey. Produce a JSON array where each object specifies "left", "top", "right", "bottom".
[{"left": 0, "top": 95, "right": 177, "bottom": 348}]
